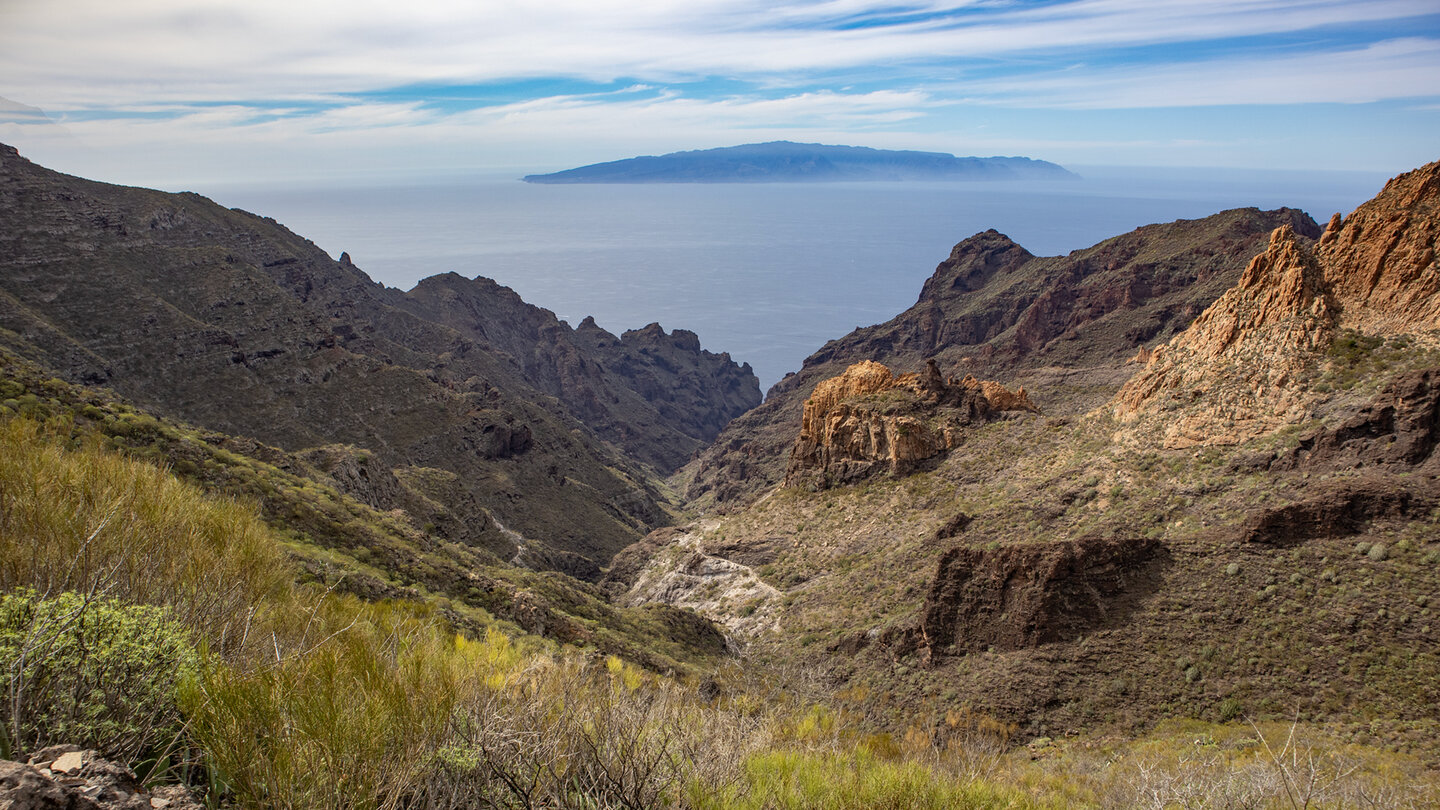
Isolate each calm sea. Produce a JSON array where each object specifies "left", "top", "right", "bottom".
[{"left": 204, "top": 166, "right": 1388, "bottom": 391}]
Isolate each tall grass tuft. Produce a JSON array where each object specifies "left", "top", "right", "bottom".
[{"left": 0, "top": 418, "right": 294, "bottom": 655}]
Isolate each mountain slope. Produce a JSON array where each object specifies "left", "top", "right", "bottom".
[
  {"left": 0, "top": 142, "right": 755, "bottom": 570},
  {"left": 629, "top": 160, "right": 1440, "bottom": 760},
  {"left": 394, "top": 274, "right": 759, "bottom": 473}
]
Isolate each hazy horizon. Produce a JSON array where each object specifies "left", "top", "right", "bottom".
[{"left": 199, "top": 163, "right": 1392, "bottom": 390}]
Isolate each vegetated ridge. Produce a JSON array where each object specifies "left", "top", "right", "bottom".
[
  {"left": 0, "top": 141, "right": 760, "bottom": 576},
  {"left": 523, "top": 141, "right": 1077, "bottom": 184}
]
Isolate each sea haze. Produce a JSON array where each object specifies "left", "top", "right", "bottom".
[{"left": 205, "top": 166, "right": 1387, "bottom": 392}]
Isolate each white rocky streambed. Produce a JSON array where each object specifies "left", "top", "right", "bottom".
[{"left": 619, "top": 522, "right": 782, "bottom": 644}]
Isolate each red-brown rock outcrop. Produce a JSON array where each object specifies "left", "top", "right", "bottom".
[
  {"left": 917, "top": 535, "right": 1164, "bottom": 662},
  {"left": 1114, "top": 160, "right": 1440, "bottom": 448},
  {"left": 1319, "top": 162, "right": 1440, "bottom": 333},
  {"left": 783, "top": 360, "right": 1036, "bottom": 488},
  {"left": 1112, "top": 225, "right": 1336, "bottom": 447}
]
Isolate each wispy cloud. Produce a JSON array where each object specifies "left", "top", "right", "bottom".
[
  {"left": 958, "top": 37, "right": 1440, "bottom": 108},
  {"left": 1, "top": 0, "right": 1435, "bottom": 179},
  {"left": 4, "top": 0, "right": 1437, "bottom": 106}
]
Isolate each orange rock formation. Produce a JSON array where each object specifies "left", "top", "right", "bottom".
[
  {"left": 786, "top": 360, "right": 1036, "bottom": 488},
  {"left": 1114, "top": 160, "right": 1440, "bottom": 448}
]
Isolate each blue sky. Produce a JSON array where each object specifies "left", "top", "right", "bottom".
[{"left": 0, "top": 0, "right": 1437, "bottom": 187}]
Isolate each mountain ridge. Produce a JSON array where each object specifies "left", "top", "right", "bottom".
[
  {"left": 681, "top": 205, "right": 1320, "bottom": 508},
  {"left": 0, "top": 141, "right": 759, "bottom": 573}
]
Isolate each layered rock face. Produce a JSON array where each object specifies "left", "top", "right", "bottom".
[
  {"left": 1114, "top": 160, "right": 1440, "bottom": 448},
  {"left": 784, "top": 359, "right": 1037, "bottom": 488},
  {"left": 916, "top": 536, "right": 1164, "bottom": 662}
]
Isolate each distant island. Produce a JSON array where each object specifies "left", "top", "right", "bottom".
[{"left": 522, "top": 141, "right": 1078, "bottom": 184}]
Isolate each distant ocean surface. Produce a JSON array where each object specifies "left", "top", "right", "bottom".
[{"left": 205, "top": 166, "right": 1388, "bottom": 391}]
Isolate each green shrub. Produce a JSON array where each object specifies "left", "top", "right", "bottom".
[{"left": 0, "top": 589, "right": 197, "bottom": 761}]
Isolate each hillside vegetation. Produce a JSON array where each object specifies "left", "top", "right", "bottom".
[
  {"left": 2, "top": 405, "right": 1433, "bottom": 807},
  {"left": 2, "top": 142, "right": 1439, "bottom": 806}
]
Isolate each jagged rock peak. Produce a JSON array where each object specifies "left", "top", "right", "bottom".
[
  {"left": 917, "top": 229, "right": 1034, "bottom": 303},
  {"left": 1317, "top": 159, "right": 1440, "bottom": 334},
  {"left": 1214, "top": 224, "right": 1336, "bottom": 349},
  {"left": 785, "top": 360, "right": 1036, "bottom": 488},
  {"left": 1113, "top": 160, "right": 1440, "bottom": 449},
  {"left": 1112, "top": 226, "right": 1336, "bottom": 447}
]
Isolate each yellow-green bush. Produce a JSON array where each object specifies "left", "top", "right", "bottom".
[
  {"left": 0, "top": 588, "right": 198, "bottom": 762},
  {"left": 691, "top": 749, "right": 1050, "bottom": 810},
  {"left": 183, "top": 601, "right": 481, "bottom": 810}
]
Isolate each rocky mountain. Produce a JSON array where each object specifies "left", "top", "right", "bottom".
[
  {"left": 682, "top": 205, "right": 1320, "bottom": 507},
  {"left": 1116, "top": 161, "right": 1440, "bottom": 449},
  {"left": 0, "top": 142, "right": 758, "bottom": 572},
  {"left": 6, "top": 137, "right": 1440, "bottom": 772},
  {"left": 628, "top": 160, "right": 1440, "bottom": 756},
  {"left": 523, "top": 141, "right": 1076, "bottom": 184},
  {"left": 393, "top": 273, "right": 759, "bottom": 472}
]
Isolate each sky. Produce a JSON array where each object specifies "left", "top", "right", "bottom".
[{"left": 0, "top": 0, "right": 1438, "bottom": 188}]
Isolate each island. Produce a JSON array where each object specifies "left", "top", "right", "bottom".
[{"left": 522, "top": 141, "right": 1078, "bottom": 184}]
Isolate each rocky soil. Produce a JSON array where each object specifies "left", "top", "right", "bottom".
[{"left": 0, "top": 746, "right": 200, "bottom": 810}]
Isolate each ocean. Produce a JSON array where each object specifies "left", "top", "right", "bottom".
[{"left": 204, "top": 166, "right": 1389, "bottom": 391}]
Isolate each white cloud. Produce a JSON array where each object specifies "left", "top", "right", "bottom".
[
  {"left": 3, "top": 0, "right": 1437, "bottom": 108},
  {"left": 0, "top": 87, "right": 943, "bottom": 186},
  {"left": 960, "top": 38, "right": 1440, "bottom": 108},
  {"left": 2, "top": 0, "right": 1435, "bottom": 180}
]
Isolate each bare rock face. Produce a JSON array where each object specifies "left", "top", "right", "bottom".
[
  {"left": 1319, "top": 161, "right": 1440, "bottom": 333},
  {"left": 1281, "top": 368, "right": 1440, "bottom": 471},
  {"left": 605, "top": 523, "right": 783, "bottom": 643},
  {"left": 917, "top": 536, "right": 1164, "bottom": 662},
  {"left": 784, "top": 359, "right": 1037, "bottom": 488},
  {"left": 1230, "top": 475, "right": 1438, "bottom": 548},
  {"left": 1113, "top": 225, "right": 1336, "bottom": 447},
  {"left": 1113, "top": 161, "right": 1440, "bottom": 449}
]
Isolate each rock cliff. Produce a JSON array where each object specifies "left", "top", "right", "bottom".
[
  {"left": 916, "top": 535, "right": 1164, "bottom": 662},
  {"left": 396, "top": 276, "right": 759, "bottom": 473},
  {"left": 1319, "top": 162, "right": 1440, "bottom": 333},
  {"left": 1112, "top": 225, "right": 1336, "bottom": 447},
  {"left": 1114, "top": 160, "right": 1440, "bottom": 448},
  {"left": 783, "top": 359, "right": 1037, "bottom": 489}
]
